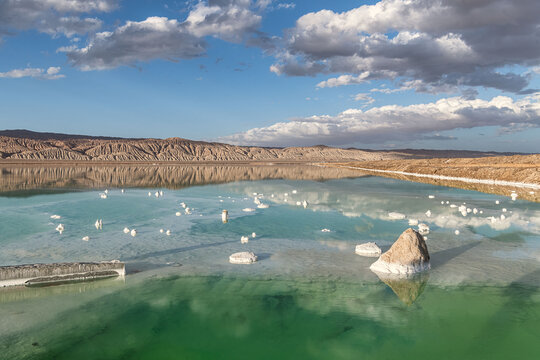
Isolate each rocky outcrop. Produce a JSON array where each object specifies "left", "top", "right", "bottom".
[{"left": 370, "top": 228, "right": 430, "bottom": 275}]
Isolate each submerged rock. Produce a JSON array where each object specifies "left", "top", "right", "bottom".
[
  {"left": 370, "top": 228, "right": 430, "bottom": 275},
  {"left": 229, "top": 252, "right": 257, "bottom": 264},
  {"left": 355, "top": 242, "right": 381, "bottom": 257}
]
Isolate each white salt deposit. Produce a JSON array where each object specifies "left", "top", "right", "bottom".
[
  {"left": 130, "top": 229, "right": 137, "bottom": 237},
  {"left": 454, "top": 230, "right": 460, "bottom": 235},
  {"left": 100, "top": 193, "right": 107, "bottom": 199},
  {"left": 408, "top": 219, "right": 419, "bottom": 226},
  {"left": 50, "top": 215, "right": 61, "bottom": 219},
  {"left": 418, "top": 223, "right": 430, "bottom": 234},
  {"left": 242, "top": 208, "right": 256, "bottom": 212},
  {"left": 355, "top": 242, "right": 381, "bottom": 257},
  {"left": 241, "top": 236, "right": 249, "bottom": 244},
  {"left": 388, "top": 212, "right": 406, "bottom": 220},
  {"left": 123, "top": 227, "right": 130, "bottom": 234},
  {"left": 82, "top": 236, "right": 90, "bottom": 241},
  {"left": 257, "top": 203, "right": 269, "bottom": 209},
  {"left": 251, "top": 232, "right": 256, "bottom": 238},
  {"left": 176, "top": 212, "right": 182, "bottom": 216},
  {"left": 166, "top": 230, "right": 171, "bottom": 236},
  {"left": 370, "top": 259, "right": 430, "bottom": 276},
  {"left": 425, "top": 210, "right": 432, "bottom": 217},
  {"left": 321, "top": 228, "right": 331, "bottom": 232},
  {"left": 428, "top": 195, "right": 435, "bottom": 199},
  {"left": 229, "top": 252, "right": 257, "bottom": 264},
  {"left": 160, "top": 229, "right": 164, "bottom": 233},
  {"left": 55, "top": 224, "right": 64, "bottom": 234}
]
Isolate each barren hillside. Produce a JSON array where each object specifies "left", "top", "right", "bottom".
[{"left": 0, "top": 130, "right": 512, "bottom": 162}]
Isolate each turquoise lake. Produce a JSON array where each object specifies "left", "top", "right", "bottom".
[{"left": 0, "top": 165, "right": 539, "bottom": 359}]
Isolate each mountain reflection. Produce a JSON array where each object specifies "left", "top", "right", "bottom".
[{"left": 0, "top": 164, "right": 365, "bottom": 193}]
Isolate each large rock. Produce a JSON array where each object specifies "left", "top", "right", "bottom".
[
  {"left": 370, "top": 228, "right": 430, "bottom": 275},
  {"left": 375, "top": 272, "right": 429, "bottom": 305},
  {"left": 229, "top": 252, "right": 258, "bottom": 264}
]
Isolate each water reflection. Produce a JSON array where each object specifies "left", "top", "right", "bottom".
[
  {"left": 374, "top": 272, "right": 429, "bottom": 305},
  {"left": 0, "top": 164, "right": 365, "bottom": 194}
]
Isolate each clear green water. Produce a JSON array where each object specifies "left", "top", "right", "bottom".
[{"left": 0, "top": 167, "right": 539, "bottom": 359}]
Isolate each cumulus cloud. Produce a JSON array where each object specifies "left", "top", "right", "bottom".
[
  {"left": 0, "top": 66, "right": 65, "bottom": 80},
  {"left": 65, "top": 0, "right": 264, "bottom": 70},
  {"left": 353, "top": 93, "right": 375, "bottom": 107},
  {"left": 220, "top": 95, "right": 540, "bottom": 146},
  {"left": 271, "top": 0, "right": 540, "bottom": 93},
  {"left": 66, "top": 17, "right": 206, "bottom": 71},
  {"left": 0, "top": 0, "right": 116, "bottom": 37}
]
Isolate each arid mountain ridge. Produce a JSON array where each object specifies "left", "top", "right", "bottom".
[{"left": 0, "top": 130, "right": 517, "bottom": 162}]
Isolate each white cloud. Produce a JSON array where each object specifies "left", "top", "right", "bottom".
[
  {"left": 0, "top": 66, "right": 65, "bottom": 80},
  {"left": 271, "top": 0, "right": 540, "bottom": 93},
  {"left": 0, "top": 0, "right": 117, "bottom": 37},
  {"left": 185, "top": 0, "right": 261, "bottom": 42},
  {"left": 66, "top": 17, "right": 206, "bottom": 71},
  {"left": 276, "top": 3, "right": 295, "bottom": 10},
  {"left": 220, "top": 95, "right": 540, "bottom": 146},
  {"left": 353, "top": 93, "right": 374, "bottom": 106},
  {"left": 65, "top": 1, "right": 264, "bottom": 70},
  {"left": 316, "top": 72, "right": 370, "bottom": 88}
]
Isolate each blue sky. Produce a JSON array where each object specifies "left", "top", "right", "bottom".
[{"left": 1, "top": 0, "right": 539, "bottom": 152}]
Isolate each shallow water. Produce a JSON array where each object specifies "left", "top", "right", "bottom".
[{"left": 0, "top": 166, "right": 539, "bottom": 359}]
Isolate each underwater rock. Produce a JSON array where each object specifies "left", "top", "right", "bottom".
[
  {"left": 355, "top": 242, "right": 381, "bottom": 257},
  {"left": 229, "top": 252, "right": 257, "bottom": 264},
  {"left": 370, "top": 228, "right": 430, "bottom": 275}
]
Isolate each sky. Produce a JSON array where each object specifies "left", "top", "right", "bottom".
[{"left": 0, "top": 0, "right": 540, "bottom": 152}]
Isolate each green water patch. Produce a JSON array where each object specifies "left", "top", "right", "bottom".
[{"left": 2, "top": 274, "right": 539, "bottom": 360}]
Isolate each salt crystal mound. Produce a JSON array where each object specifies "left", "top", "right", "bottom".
[
  {"left": 370, "top": 228, "right": 430, "bottom": 276},
  {"left": 229, "top": 252, "right": 257, "bottom": 264},
  {"left": 388, "top": 212, "right": 406, "bottom": 220},
  {"left": 355, "top": 242, "right": 381, "bottom": 257}
]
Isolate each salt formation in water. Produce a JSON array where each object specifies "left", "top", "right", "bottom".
[
  {"left": 82, "top": 236, "right": 90, "bottom": 241},
  {"left": 185, "top": 207, "right": 191, "bottom": 214},
  {"left": 160, "top": 229, "right": 164, "bottom": 233},
  {"left": 370, "top": 228, "right": 430, "bottom": 275},
  {"left": 257, "top": 203, "right": 269, "bottom": 209},
  {"left": 418, "top": 223, "right": 429, "bottom": 234},
  {"left": 180, "top": 202, "right": 186, "bottom": 208},
  {"left": 408, "top": 219, "right": 419, "bottom": 226},
  {"left": 511, "top": 193, "right": 518, "bottom": 201},
  {"left": 388, "top": 212, "right": 406, "bottom": 220},
  {"left": 100, "top": 193, "right": 108, "bottom": 199},
  {"left": 229, "top": 252, "right": 257, "bottom": 264},
  {"left": 292, "top": 190, "right": 297, "bottom": 194},
  {"left": 428, "top": 195, "right": 435, "bottom": 199},
  {"left": 222, "top": 210, "right": 228, "bottom": 223},
  {"left": 425, "top": 210, "right": 432, "bottom": 217},
  {"left": 50, "top": 215, "right": 61, "bottom": 219},
  {"left": 148, "top": 192, "right": 152, "bottom": 197},
  {"left": 166, "top": 230, "right": 171, "bottom": 236},
  {"left": 123, "top": 227, "right": 130, "bottom": 234},
  {"left": 321, "top": 228, "right": 331, "bottom": 232},
  {"left": 55, "top": 224, "right": 64, "bottom": 234},
  {"left": 454, "top": 230, "right": 460, "bottom": 235},
  {"left": 251, "top": 232, "right": 256, "bottom": 238},
  {"left": 302, "top": 200, "right": 308, "bottom": 208},
  {"left": 242, "top": 208, "right": 255, "bottom": 212},
  {"left": 94, "top": 219, "right": 103, "bottom": 230},
  {"left": 355, "top": 242, "right": 381, "bottom": 257},
  {"left": 176, "top": 211, "right": 182, "bottom": 216},
  {"left": 241, "top": 236, "right": 249, "bottom": 244},
  {"left": 130, "top": 229, "right": 137, "bottom": 237}
]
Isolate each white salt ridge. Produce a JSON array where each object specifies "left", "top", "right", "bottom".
[
  {"left": 257, "top": 203, "right": 269, "bottom": 209},
  {"left": 370, "top": 259, "right": 431, "bottom": 276},
  {"left": 355, "top": 242, "right": 381, "bottom": 257},
  {"left": 341, "top": 166, "right": 540, "bottom": 189},
  {"left": 388, "top": 212, "right": 406, "bottom": 220},
  {"left": 229, "top": 252, "right": 257, "bottom": 264},
  {"left": 50, "top": 215, "right": 61, "bottom": 219},
  {"left": 321, "top": 228, "right": 331, "bottom": 232},
  {"left": 242, "top": 208, "right": 256, "bottom": 212},
  {"left": 428, "top": 195, "right": 435, "bottom": 199}
]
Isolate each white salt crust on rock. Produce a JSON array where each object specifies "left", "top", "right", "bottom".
[
  {"left": 370, "top": 228, "right": 430, "bottom": 276},
  {"left": 229, "top": 252, "right": 258, "bottom": 264},
  {"left": 355, "top": 242, "right": 382, "bottom": 257}
]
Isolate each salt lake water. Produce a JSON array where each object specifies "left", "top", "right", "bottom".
[{"left": 0, "top": 165, "right": 539, "bottom": 359}]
